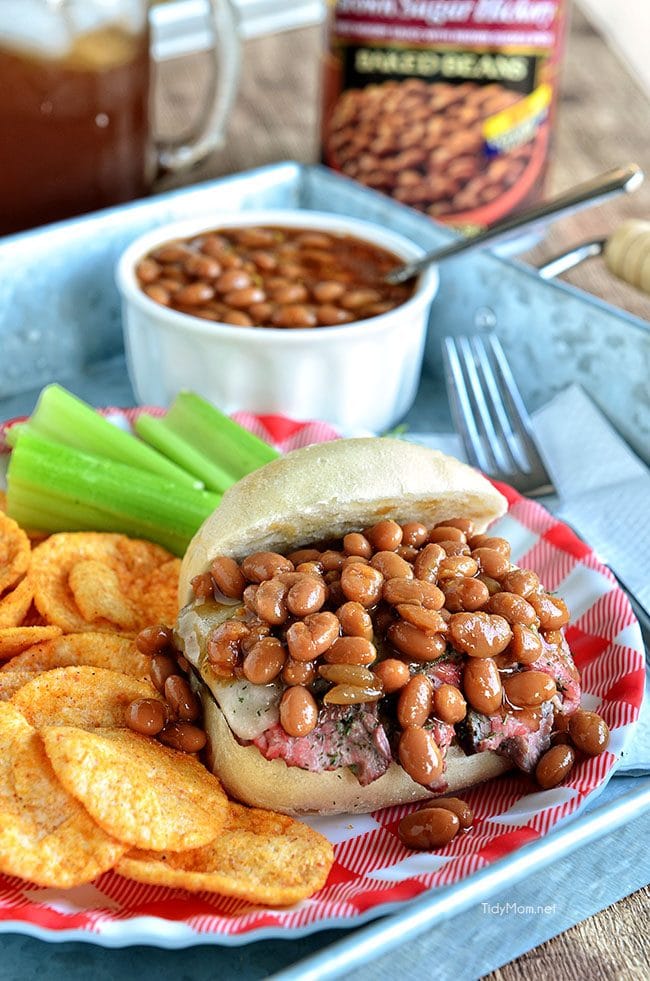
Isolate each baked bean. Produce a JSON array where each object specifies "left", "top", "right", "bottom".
[
  {"left": 436, "top": 540, "right": 471, "bottom": 557},
  {"left": 297, "top": 561, "right": 325, "bottom": 577},
  {"left": 286, "top": 611, "right": 340, "bottom": 661},
  {"left": 287, "top": 548, "right": 321, "bottom": 565},
  {"left": 398, "top": 807, "right": 460, "bottom": 850},
  {"left": 388, "top": 621, "right": 446, "bottom": 662},
  {"left": 414, "top": 543, "right": 446, "bottom": 582},
  {"left": 508, "top": 623, "right": 542, "bottom": 664},
  {"left": 463, "top": 657, "right": 502, "bottom": 714},
  {"left": 485, "top": 592, "right": 537, "bottom": 627},
  {"left": 174, "top": 282, "right": 215, "bottom": 306},
  {"left": 272, "top": 304, "right": 318, "bottom": 328},
  {"left": 528, "top": 592, "right": 570, "bottom": 629},
  {"left": 343, "top": 532, "right": 373, "bottom": 558},
  {"left": 206, "top": 619, "right": 250, "bottom": 667},
  {"left": 136, "top": 257, "right": 162, "bottom": 284},
  {"left": 243, "top": 637, "right": 286, "bottom": 684},
  {"left": 241, "top": 620, "right": 271, "bottom": 654},
  {"left": 313, "top": 280, "right": 345, "bottom": 303},
  {"left": 504, "top": 670, "right": 556, "bottom": 707},
  {"left": 366, "top": 519, "right": 403, "bottom": 552},
  {"left": 397, "top": 545, "right": 420, "bottom": 562},
  {"left": 321, "top": 550, "right": 345, "bottom": 572},
  {"left": 222, "top": 309, "right": 254, "bottom": 327},
  {"left": 434, "top": 797, "right": 473, "bottom": 829},
  {"left": 243, "top": 584, "right": 259, "bottom": 612},
  {"left": 396, "top": 604, "right": 447, "bottom": 634},
  {"left": 471, "top": 547, "right": 510, "bottom": 579},
  {"left": 401, "top": 522, "right": 429, "bottom": 548},
  {"left": 209, "top": 556, "right": 246, "bottom": 599},
  {"left": 324, "top": 683, "right": 383, "bottom": 705},
  {"left": 337, "top": 601, "right": 373, "bottom": 640},
  {"left": 468, "top": 535, "right": 511, "bottom": 557},
  {"left": 150, "top": 653, "right": 178, "bottom": 693},
  {"left": 164, "top": 674, "right": 200, "bottom": 722},
  {"left": 428, "top": 526, "right": 466, "bottom": 544},
  {"left": 397, "top": 674, "right": 433, "bottom": 728},
  {"left": 449, "top": 612, "right": 512, "bottom": 658},
  {"left": 340, "top": 563, "right": 384, "bottom": 607},
  {"left": 282, "top": 657, "right": 316, "bottom": 687},
  {"left": 383, "top": 578, "right": 422, "bottom": 607},
  {"left": 136, "top": 624, "right": 174, "bottom": 656},
  {"left": 159, "top": 722, "right": 207, "bottom": 754},
  {"left": 316, "top": 304, "right": 354, "bottom": 326},
  {"left": 372, "top": 658, "right": 411, "bottom": 693},
  {"left": 535, "top": 745, "right": 576, "bottom": 789},
  {"left": 398, "top": 727, "right": 444, "bottom": 785},
  {"left": 271, "top": 283, "right": 309, "bottom": 304},
  {"left": 436, "top": 517, "right": 475, "bottom": 537},
  {"left": 286, "top": 576, "right": 327, "bottom": 617},
  {"left": 501, "top": 568, "right": 541, "bottom": 598},
  {"left": 223, "top": 286, "right": 266, "bottom": 309},
  {"left": 127, "top": 698, "right": 166, "bottom": 736},
  {"left": 153, "top": 243, "right": 191, "bottom": 264},
  {"left": 200, "top": 234, "right": 228, "bottom": 257},
  {"left": 442, "top": 577, "right": 490, "bottom": 612},
  {"left": 433, "top": 684, "right": 467, "bottom": 724},
  {"left": 437, "top": 556, "right": 479, "bottom": 581},
  {"left": 370, "top": 550, "right": 413, "bottom": 580},
  {"left": 319, "top": 663, "right": 376, "bottom": 686},
  {"left": 254, "top": 577, "right": 289, "bottom": 625},
  {"left": 191, "top": 572, "right": 213, "bottom": 599},
  {"left": 477, "top": 574, "right": 501, "bottom": 596},
  {"left": 341, "top": 288, "right": 382, "bottom": 310},
  {"left": 216, "top": 269, "right": 251, "bottom": 293},
  {"left": 324, "top": 636, "right": 377, "bottom": 666},
  {"left": 184, "top": 253, "right": 221, "bottom": 279},
  {"left": 568, "top": 710, "right": 610, "bottom": 756},
  {"left": 241, "top": 551, "right": 294, "bottom": 583},
  {"left": 280, "top": 686, "right": 318, "bottom": 737},
  {"left": 343, "top": 556, "right": 368, "bottom": 569}
]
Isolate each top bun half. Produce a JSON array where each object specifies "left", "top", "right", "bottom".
[{"left": 179, "top": 438, "right": 507, "bottom": 606}]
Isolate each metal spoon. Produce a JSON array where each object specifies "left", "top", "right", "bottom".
[{"left": 385, "top": 163, "right": 644, "bottom": 285}]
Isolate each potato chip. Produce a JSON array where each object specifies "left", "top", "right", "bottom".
[
  {"left": 20, "top": 603, "right": 48, "bottom": 627},
  {"left": 135, "top": 559, "right": 182, "bottom": 627},
  {"left": 0, "top": 633, "right": 151, "bottom": 695},
  {"left": 0, "top": 490, "right": 7, "bottom": 513},
  {"left": 0, "top": 512, "right": 31, "bottom": 595},
  {"left": 0, "top": 625, "right": 62, "bottom": 660},
  {"left": 0, "top": 702, "right": 126, "bottom": 886},
  {"left": 0, "top": 576, "right": 33, "bottom": 628},
  {"left": 29, "top": 532, "right": 175, "bottom": 633},
  {"left": 42, "top": 726, "right": 228, "bottom": 850},
  {"left": 69, "top": 560, "right": 140, "bottom": 630},
  {"left": 11, "top": 665, "right": 161, "bottom": 729},
  {"left": 117, "top": 802, "right": 334, "bottom": 904}
]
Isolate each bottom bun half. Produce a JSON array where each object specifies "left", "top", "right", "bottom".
[{"left": 201, "top": 692, "right": 512, "bottom": 816}]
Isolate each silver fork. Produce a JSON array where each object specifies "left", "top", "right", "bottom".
[{"left": 442, "top": 334, "right": 555, "bottom": 497}]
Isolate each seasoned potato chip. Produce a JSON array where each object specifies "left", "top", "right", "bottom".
[
  {"left": 0, "top": 625, "right": 62, "bottom": 660},
  {"left": 0, "top": 576, "right": 33, "bottom": 628},
  {"left": 42, "top": 726, "right": 228, "bottom": 850},
  {"left": 135, "top": 559, "right": 182, "bottom": 627},
  {"left": 0, "top": 703, "right": 125, "bottom": 886},
  {"left": 20, "top": 603, "right": 48, "bottom": 627},
  {"left": 117, "top": 802, "right": 334, "bottom": 904},
  {"left": 11, "top": 665, "right": 161, "bottom": 729},
  {"left": 69, "top": 560, "right": 140, "bottom": 630},
  {"left": 0, "top": 632, "right": 151, "bottom": 690},
  {"left": 0, "top": 670, "right": 32, "bottom": 701},
  {"left": 29, "top": 532, "right": 175, "bottom": 633},
  {"left": 0, "top": 512, "right": 31, "bottom": 595}
]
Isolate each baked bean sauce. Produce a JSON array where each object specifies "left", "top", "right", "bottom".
[
  {"left": 135, "top": 226, "right": 414, "bottom": 329},
  {"left": 127, "top": 516, "right": 610, "bottom": 849}
]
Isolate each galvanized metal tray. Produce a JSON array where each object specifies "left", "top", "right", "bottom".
[{"left": 0, "top": 163, "right": 648, "bottom": 980}]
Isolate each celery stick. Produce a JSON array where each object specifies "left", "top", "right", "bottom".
[
  {"left": 163, "top": 392, "right": 279, "bottom": 481},
  {"left": 26, "top": 384, "right": 202, "bottom": 489},
  {"left": 135, "top": 413, "right": 235, "bottom": 494},
  {"left": 7, "top": 431, "right": 219, "bottom": 555}
]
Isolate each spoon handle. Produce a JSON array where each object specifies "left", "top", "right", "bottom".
[{"left": 386, "top": 163, "right": 644, "bottom": 284}]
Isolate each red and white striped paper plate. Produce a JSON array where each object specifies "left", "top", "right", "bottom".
[{"left": 0, "top": 410, "right": 645, "bottom": 946}]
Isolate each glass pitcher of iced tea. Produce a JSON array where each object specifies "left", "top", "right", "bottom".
[{"left": 0, "top": 0, "right": 240, "bottom": 235}]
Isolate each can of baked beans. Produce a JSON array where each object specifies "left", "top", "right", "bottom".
[{"left": 320, "top": 1, "right": 569, "bottom": 231}]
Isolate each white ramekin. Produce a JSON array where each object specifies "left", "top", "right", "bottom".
[{"left": 116, "top": 209, "right": 438, "bottom": 432}]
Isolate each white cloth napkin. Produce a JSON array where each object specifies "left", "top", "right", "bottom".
[{"left": 408, "top": 383, "right": 650, "bottom": 774}]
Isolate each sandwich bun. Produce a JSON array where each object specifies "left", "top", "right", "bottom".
[{"left": 179, "top": 437, "right": 510, "bottom": 815}]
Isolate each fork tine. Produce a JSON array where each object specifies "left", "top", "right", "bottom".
[
  {"left": 469, "top": 335, "right": 530, "bottom": 475},
  {"left": 455, "top": 336, "right": 511, "bottom": 475},
  {"left": 441, "top": 337, "right": 491, "bottom": 473},
  {"left": 486, "top": 335, "right": 550, "bottom": 477}
]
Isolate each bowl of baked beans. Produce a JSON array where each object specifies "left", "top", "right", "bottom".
[{"left": 116, "top": 210, "right": 438, "bottom": 431}]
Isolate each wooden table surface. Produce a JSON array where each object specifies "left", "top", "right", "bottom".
[{"left": 157, "top": 6, "right": 649, "bottom": 976}]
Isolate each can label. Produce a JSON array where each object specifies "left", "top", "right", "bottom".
[{"left": 321, "top": 1, "right": 567, "bottom": 229}]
